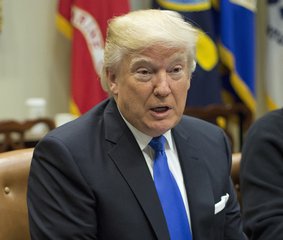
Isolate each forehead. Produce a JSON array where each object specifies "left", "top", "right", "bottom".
[{"left": 128, "top": 46, "right": 188, "bottom": 66}]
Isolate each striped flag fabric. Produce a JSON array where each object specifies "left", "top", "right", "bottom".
[
  {"left": 56, "top": 0, "right": 129, "bottom": 115},
  {"left": 219, "top": 0, "right": 257, "bottom": 113},
  {"left": 265, "top": 0, "right": 283, "bottom": 110}
]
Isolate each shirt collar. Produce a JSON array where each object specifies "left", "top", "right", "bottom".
[{"left": 118, "top": 111, "right": 173, "bottom": 151}]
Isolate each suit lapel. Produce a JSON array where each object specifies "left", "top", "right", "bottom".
[
  {"left": 104, "top": 99, "right": 170, "bottom": 240},
  {"left": 173, "top": 125, "right": 215, "bottom": 239},
  {"left": 103, "top": 100, "right": 215, "bottom": 239}
]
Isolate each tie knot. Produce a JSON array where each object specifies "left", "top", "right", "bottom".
[{"left": 149, "top": 135, "right": 166, "bottom": 152}]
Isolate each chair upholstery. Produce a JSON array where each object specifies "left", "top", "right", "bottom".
[
  {"left": 0, "top": 148, "right": 33, "bottom": 240},
  {"left": 231, "top": 152, "right": 241, "bottom": 205}
]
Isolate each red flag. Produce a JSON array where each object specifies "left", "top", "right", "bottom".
[{"left": 56, "top": 0, "right": 129, "bottom": 115}]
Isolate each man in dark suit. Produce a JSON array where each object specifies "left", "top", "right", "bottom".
[
  {"left": 240, "top": 108, "right": 283, "bottom": 239},
  {"left": 27, "top": 9, "right": 246, "bottom": 240}
]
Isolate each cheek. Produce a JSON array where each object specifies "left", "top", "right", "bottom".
[
  {"left": 118, "top": 84, "right": 145, "bottom": 108},
  {"left": 126, "top": 81, "right": 152, "bottom": 99},
  {"left": 175, "top": 80, "right": 190, "bottom": 97},
  {"left": 173, "top": 82, "right": 189, "bottom": 111}
]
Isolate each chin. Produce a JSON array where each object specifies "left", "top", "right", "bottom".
[{"left": 148, "top": 124, "right": 174, "bottom": 136}]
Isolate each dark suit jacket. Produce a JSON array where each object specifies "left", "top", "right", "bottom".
[
  {"left": 240, "top": 108, "right": 283, "bottom": 239},
  {"left": 28, "top": 98, "right": 246, "bottom": 240}
]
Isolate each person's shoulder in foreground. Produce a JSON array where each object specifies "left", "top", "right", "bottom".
[
  {"left": 240, "top": 108, "right": 283, "bottom": 239},
  {"left": 27, "top": 9, "right": 246, "bottom": 240}
]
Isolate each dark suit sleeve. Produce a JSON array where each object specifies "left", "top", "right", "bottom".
[
  {"left": 240, "top": 111, "right": 283, "bottom": 239},
  {"left": 27, "top": 136, "right": 97, "bottom": 239}
]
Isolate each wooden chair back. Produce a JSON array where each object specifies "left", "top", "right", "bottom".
[
  {"left": 184, "top": 103, "right": 253, "bottom": 151},
  {"left": 0, "top": 118, "right": 55, "bottom": 152},
  {"left": 231, "top": 152, "right": 242, "bottom": 205}
]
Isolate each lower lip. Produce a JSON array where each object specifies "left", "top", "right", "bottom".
[{"left": 150, "top": 109, "right": 171, "bottom": 119}]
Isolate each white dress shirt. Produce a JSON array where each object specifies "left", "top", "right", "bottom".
[{"left": 121, "top": 115, "right": 192, "bottom": 227}]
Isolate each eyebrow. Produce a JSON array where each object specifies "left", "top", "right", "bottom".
[
  {"left": 130, "top": 57, "right": 152, "bottom": 66},
  {"left": 129, "top": 58, "right": 153, "bottom": 73},
  {"left": 129, "top": 54, "right": 187, "bottom": 70}
]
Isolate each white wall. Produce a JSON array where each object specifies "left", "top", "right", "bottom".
[
  {"left": 0, "top": 0, "right": 70, "bottom": 120},
  {"left": 255, "top": 0, "right": 268, "bottom": 117}
]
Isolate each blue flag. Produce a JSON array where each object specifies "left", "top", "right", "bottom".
[{"left": 219, "top": 0, "right": 256, "bottom": 113}]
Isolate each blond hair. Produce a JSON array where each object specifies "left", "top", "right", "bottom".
[{"left": 101, "top": 9, "right": 198, "bottom": 92}]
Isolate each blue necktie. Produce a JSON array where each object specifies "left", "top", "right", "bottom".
[{"left": 149, "top": 135, "right": 192, "bottom": 240}]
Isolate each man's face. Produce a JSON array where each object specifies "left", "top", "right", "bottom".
[{"left": 108, "top": 46, "right": 191, "bottom": 137}]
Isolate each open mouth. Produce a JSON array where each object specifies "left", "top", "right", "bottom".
[{"left": 151, "top": 106, "right": 170, "bottom": 113}]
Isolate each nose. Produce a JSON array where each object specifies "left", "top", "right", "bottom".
[{"left": 153, "top": 71, "right": 171, "bottom": 97}]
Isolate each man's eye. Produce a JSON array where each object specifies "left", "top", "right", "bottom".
[
  {"left": 135, "top": 68, "right": 152, "bottom": 81},
  {"left": 170, "top": 66, "right": 183, "bottom": 74},
  {"left": 137, "top": 68, "right": 151, "bottom": 75},
  {"left": 168, "top": 65, "right": 185, "bottom": 80}
]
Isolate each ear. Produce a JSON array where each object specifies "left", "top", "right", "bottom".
[{"left": 106, "top": 69, "right": 119, "bottom": 95}]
